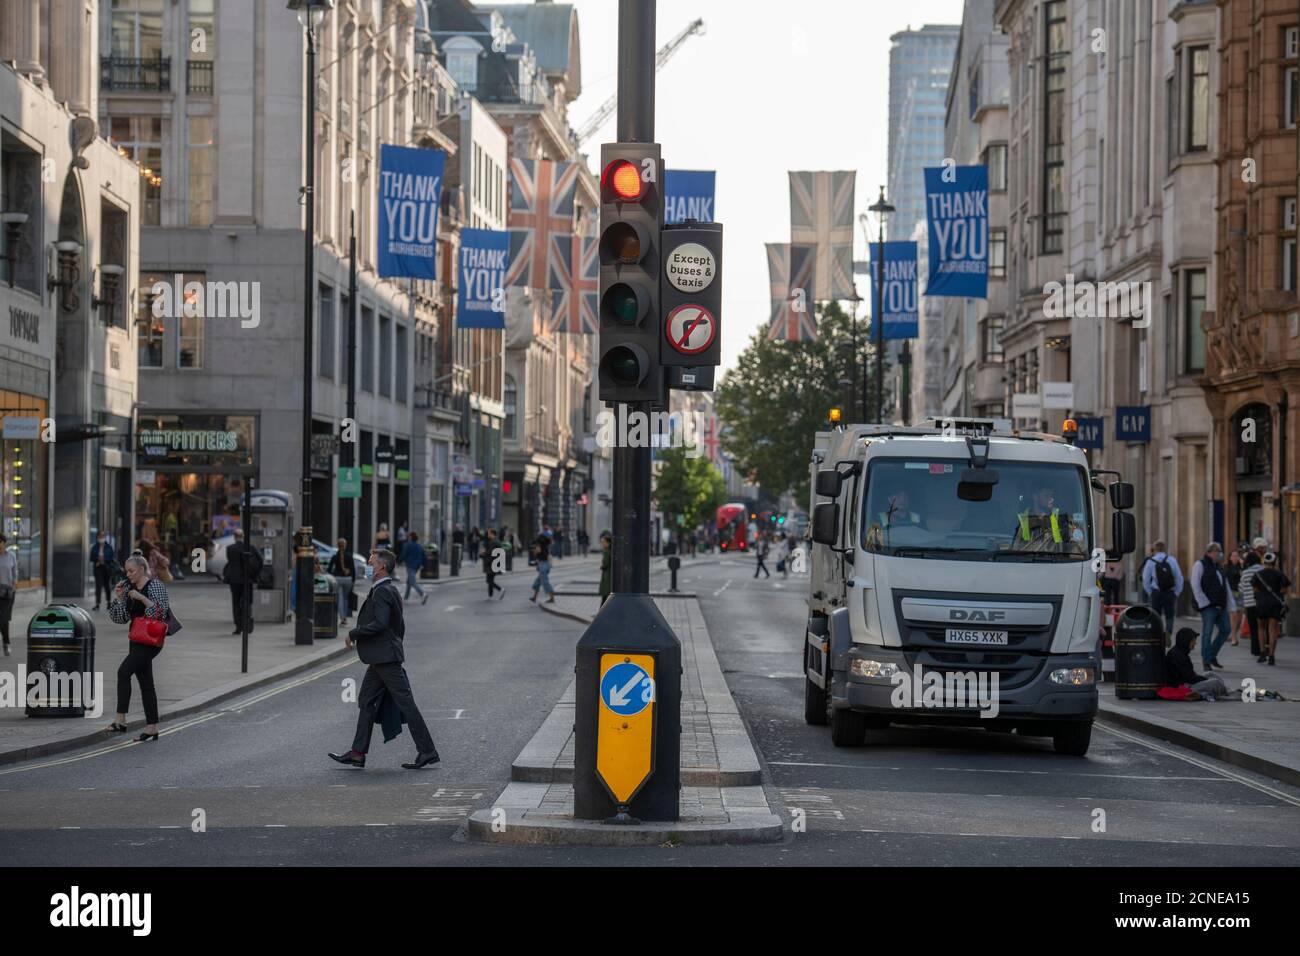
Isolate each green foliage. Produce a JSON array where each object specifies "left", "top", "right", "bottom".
[
  {"left": 715, "top": 301, "right": 889, "bottom": 503},
  {"left": 652, "top": 446, "right": 728, "bottom": 533}
]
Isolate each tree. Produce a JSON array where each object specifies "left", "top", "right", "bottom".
[
  {"left": 652, "top": 447, "right": 727, "bottom": 537},
  {"left": 714, "top": 301, "right": 890, "bottom": 504}
]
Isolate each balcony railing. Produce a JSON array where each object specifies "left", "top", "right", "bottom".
[
  {"left": 101, "top": 56, "right": 171, "bottom": 92},
  {"left": 187, "top": 60, "right": 213, "bottom": 95}
]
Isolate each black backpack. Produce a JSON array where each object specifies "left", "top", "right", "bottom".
[{"left": 1154, "top": 557, "right": 1176, "bottom": 592}]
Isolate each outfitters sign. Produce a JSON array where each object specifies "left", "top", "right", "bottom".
[
  {"left": 137, "top": 414, "right": 255, "bottom": 468},
  {"left": 923, "top": 165, "right": 989, "bottom": 299},
  {"left": 457, "top": 228, "right": 509, "bottom": 329},
  {"left": 378, "top": 144, "right": 444, "bottom": 280}
]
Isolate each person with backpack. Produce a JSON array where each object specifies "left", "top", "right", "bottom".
[
  {"left": 1140, "top": 539, "right": 1183, "bottom": 639},
  {"left": 1251, "top": 552, "right": 1291, "bottom": 666},
  {"left": 1190, "top": 541, "right": 1233, "bottom": 670}
]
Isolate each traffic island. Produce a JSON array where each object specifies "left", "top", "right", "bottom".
[{"left": 467, "top": 596, "right": 784, "bottom": 846}]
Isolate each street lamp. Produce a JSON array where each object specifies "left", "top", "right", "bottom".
[
  {"left": 288, "top": 0, "right": 334, "bottom": 645},
  {"left": 867, "top": 186, "right": 894, "bottom": 424}
]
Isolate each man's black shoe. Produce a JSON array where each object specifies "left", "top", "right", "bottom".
[
  {"left": 231, "top": 628, "right": 241, "bottom": 635},
  {"left": 402, "top": 750, "right": 440, "bottom": 770},
  {"left": 1211, "top": 657, "right": 1224, "bottom": 668},
  {"left": 328, "top": 750, "right": 366, "bottom": 768}
]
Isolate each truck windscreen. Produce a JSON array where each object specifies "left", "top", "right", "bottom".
[{"left": 861, "top": 458, "right": 1091, "bottom": 561}]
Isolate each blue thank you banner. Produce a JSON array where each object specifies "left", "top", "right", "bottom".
[
  {"left": 378, "top": 144, "right": 444, "bottom": 280},
  {"left": 923, "top": 165, "right": 988, "bottom": 299},
  {"left": 457, "top": 228, "right": 509, "bottom": 329},
  {"left": 664, "top": 170, "right": 716, "bottom": 224},
  {"left": 869, "top": 240, "right": 919, "bottom": 340}
]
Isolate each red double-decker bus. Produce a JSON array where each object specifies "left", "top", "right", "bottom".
[{"left": 716, "top": 503, "right": 747, "bottom": 552}]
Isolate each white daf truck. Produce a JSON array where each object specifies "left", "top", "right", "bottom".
[{"left": 802, "top": 417, "right": 1136, "bottom": 756}]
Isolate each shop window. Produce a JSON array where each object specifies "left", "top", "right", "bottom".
[{"left": 1, "top": 395, "right": 48, "bottom": 585}]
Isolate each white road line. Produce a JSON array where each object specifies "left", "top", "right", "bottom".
[
  {"left": 59, "top": 826, "right": 80, "bottom": 830},
  {"left": 0, "top": 711, "right": 225, "bottom": 776},
  {"left": 767, "top": 760, "right": 1226, "bottom": 782},
  {"left": 225, "top": 657, "right": 356, "bottom": 711},
  {"left": 1096, "top": 723, "right": 1300, "bottom": 808},
  {"left": 265, "top": 824, "right": 286, "bottom": 828},
  {"left": 364, "top": 823, "right": 388, "bottom": 827},
  {"left": 158, "top": 826, "right": 181, "bottom": 830},
  {"left": 712, "top": 579, "right": 732, "bottom": 597}
]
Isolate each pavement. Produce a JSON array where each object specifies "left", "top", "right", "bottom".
[
  {"left": 1097, "top": 613, "right": 1300, "bottom": 787},
  {"left": 0, "top": 555, "right": 603, "bottom": 765},
  {"left": 468, "top": 591, "right": 784, "bottom": 845}
]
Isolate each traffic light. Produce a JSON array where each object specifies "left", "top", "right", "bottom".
[{"left": 598, "top": 143, "right": 666, "bottom": 405}]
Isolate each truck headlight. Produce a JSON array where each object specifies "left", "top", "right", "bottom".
[
  {"left": 1049, "top": 667, "right": 1095, "bottom": 686},
  {"left": 850, "top": 659, "right": 898, "bottom": 680}
]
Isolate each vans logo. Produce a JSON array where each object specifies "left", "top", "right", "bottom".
[{"left": 948, "top": 609, "right": 1006, "bottom": 623}]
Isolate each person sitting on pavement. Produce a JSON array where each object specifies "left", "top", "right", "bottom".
[{"left": 1163, "top": 627, "right": 1229, "bottom": 701}]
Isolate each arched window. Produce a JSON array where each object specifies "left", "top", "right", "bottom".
[{"left": 504, "top": 375, "right": 517, "bottom": 439}]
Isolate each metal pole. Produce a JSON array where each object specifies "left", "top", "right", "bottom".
[
  {"left": 294, "top": 23, "right": 318, "bottom": 645},
  {"left": 340, "top": 210, "right": 357, "bottom": 550},
  {"left": 874, "top": 218, "right": 884, "bottom": 424},
  {"left": 241, "top": 476, "right": 254, "bottom": 674},
  {"left": 613, "top": 0, "right": 654, "bottom": 593}
]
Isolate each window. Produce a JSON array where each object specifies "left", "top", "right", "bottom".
[
  {"left": 109, "top": 117, "right": 163, "bottom": 226},
  {"left": 1186, "top": 46, "right": 1210, "bottom": 150},
  {"left": 395, "top": 324, "right": 408, "bottom": 403},
  {"left": 318, "top": 283, "right": 335, "bottom": 380},
  {"left": 378, "top": 314, "right": 392, "bottom": 398},
  {"left": 361, "top": 306, "right": 375, "bottom": 392},
  {"left": 1285, "top": 198, "right": 1298, "bottom": 231},
  {"left": 989, "top": 228, "right": 1007, "bottom": 278},
  {"left": 111, "top": 0, "right": 164, "bottom": 59},
  {"left": 984, "top": 144, "right": 1007, "bottom": 192},
  {"left": 1041, "top": 1, "right": 1068, "bottom": 254},
  {"left": 1184, "top": 269, "right": 1206, "bottom": 373},
  {"left": 1287, "top": 26, "right": 1299, "bottom": 60},
  {"left": 340, "top": 293, "right": 351, "bottom": 383},
  {"left": 444, "top": 38, "right": 482, "bottom": 91},
  {"left": 187, "top": 0, "right": 214, "bottom": 93},
  {"left": 177, "top": 272, "right": 204, "bottom": 368},
  {"left": 1165, "top": 75, "right": 1177, "bottom": 169},
  {"left": 504, "top": 375, "right": 517, "bottom": 438},
  {"left": 187, "top": 116, "right": 213, "bottom": 226},
  {"left": 981, "top": 317, "right": 1004, "bottom": 363},
  {"left": 137, "top": 274, "right": 165, "bottom": 368},
  {"left": 1286, "top": 66, "right": 1299, "bottom": 130}
]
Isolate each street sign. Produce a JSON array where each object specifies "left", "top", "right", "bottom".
[
  {"left": 1075, "top": 416, "right": 1104, "bottom": 449},
  {"left": 664, "top": 304, "right": 716, "bottom": 356},
  {"left": 596, "top": 653, "right": 656, "bottom": 805},
  {"left": 1042, "top": 381, "right": 1074, "bottom": 409},
  {"left": 663, "top": 242, "right": 716, "bottom": 293},
  {"left": 1115, "top": 405, "right": 1151, "bottom": 442},
  {"left": 1011, "top": 392, "right": 1042, "bottom": 420},
  {"left": 338, "top": 466, "right": 361, "bottom": 499}
]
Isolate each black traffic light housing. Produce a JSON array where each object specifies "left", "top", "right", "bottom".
[{"left": 598, "top": 142, "right": 666, "bottom": 405}]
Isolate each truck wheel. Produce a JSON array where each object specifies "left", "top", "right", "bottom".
[
  {"left": 830, "top": 707, "right": 868, "bottom": 747},
  {"left": 1052, "top": 721, "right": 1093, "bottom": 756},
  {"left": 802, "top": 639, "right": 829, "bottom": 725}
]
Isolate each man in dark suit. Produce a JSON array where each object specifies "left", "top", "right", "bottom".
[
  {"left": 328, "top": 549, "right": 440, "bottom": 769},
  {"left": 221, "top": 529, "right": 262, "bottom": 634}
]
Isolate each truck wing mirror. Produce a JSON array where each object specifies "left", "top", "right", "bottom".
[
  {"left": 1109, "top": 481, "right": 1135, "bottom": 511},
  {"left": 811, "top": 502, "right": 839, "bottom": 546},
  {"left": 1107, "top": 510, "right": 1136, "bottom": 559},
  {"left": 814, "top": 469, "right": 843, "bottom": 498},
  {"left": 958, "top": 468, "right": 999, "bottom": 502}
]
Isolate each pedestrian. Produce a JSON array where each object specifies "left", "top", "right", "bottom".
[
  {"left": 104, "top": 554, "right": 171, "bottom": 741},
  {"left": 1251, "top": 552, "right": 1291, "bottom": 666},
  {"left": 374, "top": 523, "right": 392, "bottom": 552},
  {"left": 1240, "top": 541, "right": 1265, "bottom": 656},
  {"left": 328, "top": 549, "right": 440, "bottom": 770},
  {"left": 1140, "top": 539, "right": 1182, "bottom": 639},
  {"left": 529, "top": 531, "right": 556, "bottom": 604},
  {"left": 221, "top": 529, "right": 262, "bottom": 634},
  {"left": 1190, "top": 541, "right": 1233, "bottom": 670},
  {"left": 0, "top": 533, "right": 17, "bottom": 657},
  {"left": 468, "top": 526, "right": 481, "bottom": 563},
  {"left": 482, "top": 528, "right": 505, "bottom": 600},
  {"left": 90, "top": 531, "right": 116, "bottom": 611},
  {"left": 400, "top": 532, "right": 428, "bottom": 604},
  {"left": 554, "top": 526, "right": 565, "bottom": 559},
  {"left": 1102, "top": 560, "right": 1124, "bottom": 605},
  {"left": 1225, "top": 547, "right": 1245, "bottom": 645},
  {"left": 754, "top": 535, "right": 771, "bottom": 578},
  {"left": 396, "top": 523, "right": 408, "bottom": 550},
  {"left": 327, "top": 538, "right": 356, "bottom": 624},
  {"left": 1164, "top": 628, "right": 1229, "bottom": 701},
  {"left": 598, "top": 531, "right": 612, "bottom": 607},
  {"left": 578, "top": 528, "right": 589, "bottom": 554}
]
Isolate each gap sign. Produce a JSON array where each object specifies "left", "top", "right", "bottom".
[{"left": 1115, "top": 406, "right": 1151, "bottom": 442}]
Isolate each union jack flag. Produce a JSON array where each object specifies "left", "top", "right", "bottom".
[
  {"left": 548, "top": 233, "right": 599, "bottom": 334},
  {"left": 505, "top": 158, "right": 579, "bottom": 291},
  {"left": 702, "top": 415, "right": 721, "bottom": 464},
  {"left": 789, "top": 170, "right": 856, "bottom": 302},
  {"left": 766, "top": 243, "right": 819, "bottom": 342}
]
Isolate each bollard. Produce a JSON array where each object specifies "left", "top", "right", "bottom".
[
  {"left": 667, "top": 555, "right": 681, "bottom": 593},
  {"left": 451, "top": 542, "right": 461, "bottom": 577}
]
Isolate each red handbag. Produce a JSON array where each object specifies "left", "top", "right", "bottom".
[{"left": 129, "top": 615, "right": 167, "bottom": 647}]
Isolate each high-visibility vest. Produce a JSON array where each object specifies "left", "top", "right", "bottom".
[{"left": 1019, "top": 507, "right": 1061, "bottom": 543}]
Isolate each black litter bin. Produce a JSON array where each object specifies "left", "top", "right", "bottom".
[
  {"left": 505, "top": 545, "right": 514, "bottom": 572},
  {"left": 1113, "top": 604, "right": 1165, "bottom": 700},
  {"left": 421, "top": 545, "right": 439, "bottom": 580},
  {"left": 26, "top": 605, "right": 96, "bottom": 717},
  {"left": 313, "top": 574, "right": 338, "bottom": 640}
]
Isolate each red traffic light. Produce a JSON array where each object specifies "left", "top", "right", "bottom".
[{"left": 605, "top": 159, "right": 643, "bottom": 201}]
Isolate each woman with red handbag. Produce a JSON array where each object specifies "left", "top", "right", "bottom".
[{"left": 105, "top": 554, "right": 172, "bottom": 742}]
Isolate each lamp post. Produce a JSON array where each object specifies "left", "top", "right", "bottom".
[
  {"left": 288, "top": 0, "right": 334, "bottom": 645},
  {"left": 867, "top": 186, "right": 894, "bottom": 424}
]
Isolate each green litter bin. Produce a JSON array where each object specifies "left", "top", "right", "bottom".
[
  {"left": 313, "top": 573, "right": 338, "bottom": 640},
  {"left": 420, "top": 544, "right": 439, "bottom": 579},
  {"left": 26, "top": 605, "right": 96, "bottom": 718}
]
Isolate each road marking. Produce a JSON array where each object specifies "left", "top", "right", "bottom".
[
  {"left": 59, "top": 826, "right": 80, "bottom": 830},
  {"left": 0, "top": 711, "right": 224, "bottom": 776},
  {"left": 712, "top": 579, "right": 732, "bottom": 597},
  {"left": 1095, "top": 723, "right": 1300, "bottom": 808},
  {"left": 225, "top": 657, "right": 356, "bottom": 711},
  {"left": 158, "top": 826, "right": 181, "bottom": 830},
  {"left": 265, "top": 824, "right": 286, "bottom": 828},
  {"left": 364, "top": 823, "right": 388, "bottom": 827},
  {"left": 445, "top": 605, "right": 462, "bottom": 612},
  {"left": 767, "top": 760, "right": 1226, "bottom": 782}
]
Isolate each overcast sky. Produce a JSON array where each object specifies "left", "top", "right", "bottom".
[{"left": 563, "top": 0, "right": 968, "bottom": 371}]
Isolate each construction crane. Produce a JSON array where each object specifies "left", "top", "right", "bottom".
[{"left": 574, "top": 17, "right": 706, "bottom": 145}]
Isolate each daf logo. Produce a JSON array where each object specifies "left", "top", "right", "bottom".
[{"left": 949, "top": 609, "right": 1006, "bottom": 622}]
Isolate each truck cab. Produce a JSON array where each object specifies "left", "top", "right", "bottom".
[{"left": 803, "top": 417, "right": 1136, "bottom": 756}]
